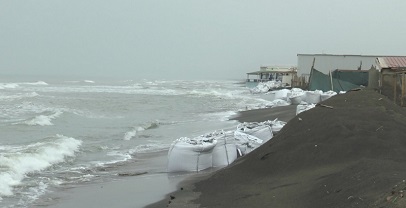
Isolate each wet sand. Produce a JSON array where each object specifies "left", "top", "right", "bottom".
[
  {"left": 230, "top": 104, "right": 297, "bottom": 123},
  {"left": 34, "top": 151, "right": 193, "bottom": 208}
]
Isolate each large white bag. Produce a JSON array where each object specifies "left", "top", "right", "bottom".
[
  {"left": 212, "top": 131, "right": 238, "bottom": 167},
  {"left": 305, "top": 91, "right": 322, "bottom": 104},
  {"left": 167, "top": 138, "right": 217, "bottom": 172},
  {"left": 234, "top": 122, "right": 274, "bottom": 155}
]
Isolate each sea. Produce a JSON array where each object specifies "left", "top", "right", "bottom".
[{"left": 0, "top": 77, "right": 273, "bottom": 207}]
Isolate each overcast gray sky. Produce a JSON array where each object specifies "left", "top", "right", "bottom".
[{"left": 1, "top": 0, "right": 406, "bottom": 80}]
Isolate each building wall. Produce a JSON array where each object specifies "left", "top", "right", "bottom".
[
  {"left": 297, "top": 54, "right": 378, "bottom": 76},
  {"left": 282, "top": 74, "right": 293, "bottom": 86}
]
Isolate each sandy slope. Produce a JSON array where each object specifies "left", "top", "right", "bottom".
[{"left": 152, "top": 89, "right": 406, "bottom": 208}]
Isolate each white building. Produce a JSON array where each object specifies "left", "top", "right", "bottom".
[
  {"left": 297, "top": 54, "right": 379, "bottom": 76},
  {"left": 246, "top": 65, "right": 297, "bottom": 86}
]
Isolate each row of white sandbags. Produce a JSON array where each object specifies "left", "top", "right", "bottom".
[
  {"left": 295, "top": 91, "right": 347, "bottom": 115},
  {"left": 290, "top": 90, "right": 338, "bottom": 104},
  {"left": 167, "top": 120, "right": 285, "bottom": 172},
  {"left": 235, "top": 119, "right": 286, "bottom": 155},
  {"left": 167, "top": 132, "right": 237, "bottom": 172},
  {"left": 261, "top": 88, "right": 338, "bottom": 104}
]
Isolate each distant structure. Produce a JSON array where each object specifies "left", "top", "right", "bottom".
[
  {"left": 297, "top": 54, "right": 380, "bottom": 77},
  {"left": 375, "top": 56, "right": 406, "bottom": 106},
  {"left": 246, "top": 65, "right": 297, "bottom": 86}
]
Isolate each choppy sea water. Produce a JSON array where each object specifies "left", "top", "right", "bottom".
[{"left": 0, "top": 78, "right": 270, "bottom": 207}]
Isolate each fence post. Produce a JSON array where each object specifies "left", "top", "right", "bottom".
[
  {"left": 394, "top": 74, "right": 397, "bottom": 104},
  {"left": 400, "top": 73, "right": 406, "bottom": 107}
]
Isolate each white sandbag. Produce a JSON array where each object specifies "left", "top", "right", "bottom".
[
  {"left": 234, "top": 130, "right": 263, "bottom": 144},
  {"left": 167, "top": 138, "right": 217, "bottom": 172},
  {"left": 234, "top": 131, "right": 259, "bottom": 156},
  {"left": 212, "top": 131, "right": 238, "bottom": 167},
  {"left": 321, "top": 91, "right": 337, "bottom": 101},
  {"left": 296, "top": 102, "right": 316, "bottom": 115},
  {"left": 289, "top": 93, "right": 304, "bottom": 105},
  {"left": 234, "top": 122, "right": 274, "bottom": 155},
  {"left": 236, "top": 143, "right": 248, "bottom": 156},
  {"left": 271, "top": 122, "right": 286, "bottom": 134},
  {"left": 286, "top": 92, "right": 292, "bottom": 101},
  {"left": 289, "top": 88, "right": 305, "bottom": 105},
  {"left": 274, "top": 89, "right": 290, "bottom": 100},
  {"left": 236, "top": 123, "right": 273, "bottom": 142},
  {"left": 264, "top": 119, "right": 287, "bottom": 134},
  {"left": 305, "top": 91, "right": 321, "bottom": 104}
]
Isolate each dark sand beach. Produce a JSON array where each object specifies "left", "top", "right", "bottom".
[{"left": 148, "top": 89, "right": 406, "bottom": 208}]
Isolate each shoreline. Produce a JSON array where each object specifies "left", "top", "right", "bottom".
[
  {"left": 230, "top": 104, "right": 297, "bottom": 123},
  {"left": 36, "top": 105, "right": 299, "bottom": 208},
  {"left": 35, "top": 151, "right": 192, "bottom": 208},
  {"left": 145, "top": 104, "right": 299, "bottom": 208}
]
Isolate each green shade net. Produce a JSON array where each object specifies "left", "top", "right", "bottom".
[
  {"left": 309, "top": 68, "right": 364, "bottom": 92},
  {"left": 331, "top": 70, "right": 369, "bottom": 86}
]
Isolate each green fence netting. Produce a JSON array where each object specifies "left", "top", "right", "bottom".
[
  {"left": 331, "top": 70, "right": 369, "bottom": 86},
  {"left": 309, "top": 68, "right": 366, "bottom": 92}
]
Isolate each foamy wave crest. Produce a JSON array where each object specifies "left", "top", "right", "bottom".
[
  {"left": 84, "top": 80, "right": 95, "bottom": 83},
  {"left": 123, "top": 121, "right": 159, "bottom": 140},
  {"left": 0, "top": 83, "right": 19, "bottom": 89},
  {"left": 28, "top": 81, "right": 48, "bottom": 86},
  {"left": 25, "top": 111, "right": 63, "bottom": 126},
  {"left": 0, "top": 134, "right": 82, "bottom": 197},
  {"left": 123, "top": 128, "right": 139, "bottom": 140},
  {"left": 188, "top": 88, "right": 249, "bottom": 100}
]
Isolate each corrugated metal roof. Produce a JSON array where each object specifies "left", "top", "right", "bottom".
[
  {"left": 247, "top": 70, "right": 296, "bottom": 75},
  {"left": 377, "top": 57, "right": 406, "bottom": 69}
]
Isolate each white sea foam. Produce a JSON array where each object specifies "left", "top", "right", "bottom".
[
  {"left": 26, "top": 81, "right": 48, "bottom": 86},
  {"left": 84, "top": 80, "right": 95, "bottom": 83},
  {"left": 16, "top": 81, "right": 49, "bottom": 86},
  {"left": 201, "top": 111, "right": 238, "bottom": 122},
  {"left": 106, "top": 151, "right": 132, "bottom": 161},
  {"left": 0, "top": 135, "right": 82, "bottom": 197},
  {"left": 0, "top": 92, "right": 39, "bottom": 101},
  {"left": 123, "top": 129, "right": 137, "bottom": 140},
  {"left": 0, "top": 83, "right": 19, "bottom": 89},
  {"left": 25, "top": 111, "right": 63, "bottom": 126}
]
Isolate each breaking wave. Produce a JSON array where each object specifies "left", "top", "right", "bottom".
[
  {"left": 0, "top": 83, "right": 19, "bottom": 89},
  {"left": 0, "top": 134, "right": 82, "bottom": 197},
  {"left": 24, "top": 111, "right": 63, "bottom": 126},
  {"left": 123, "top": 121, "right": 160, "bottom": 140},
  {"left": 22, "top": 81, "right": 49, "bottom": 86}
]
